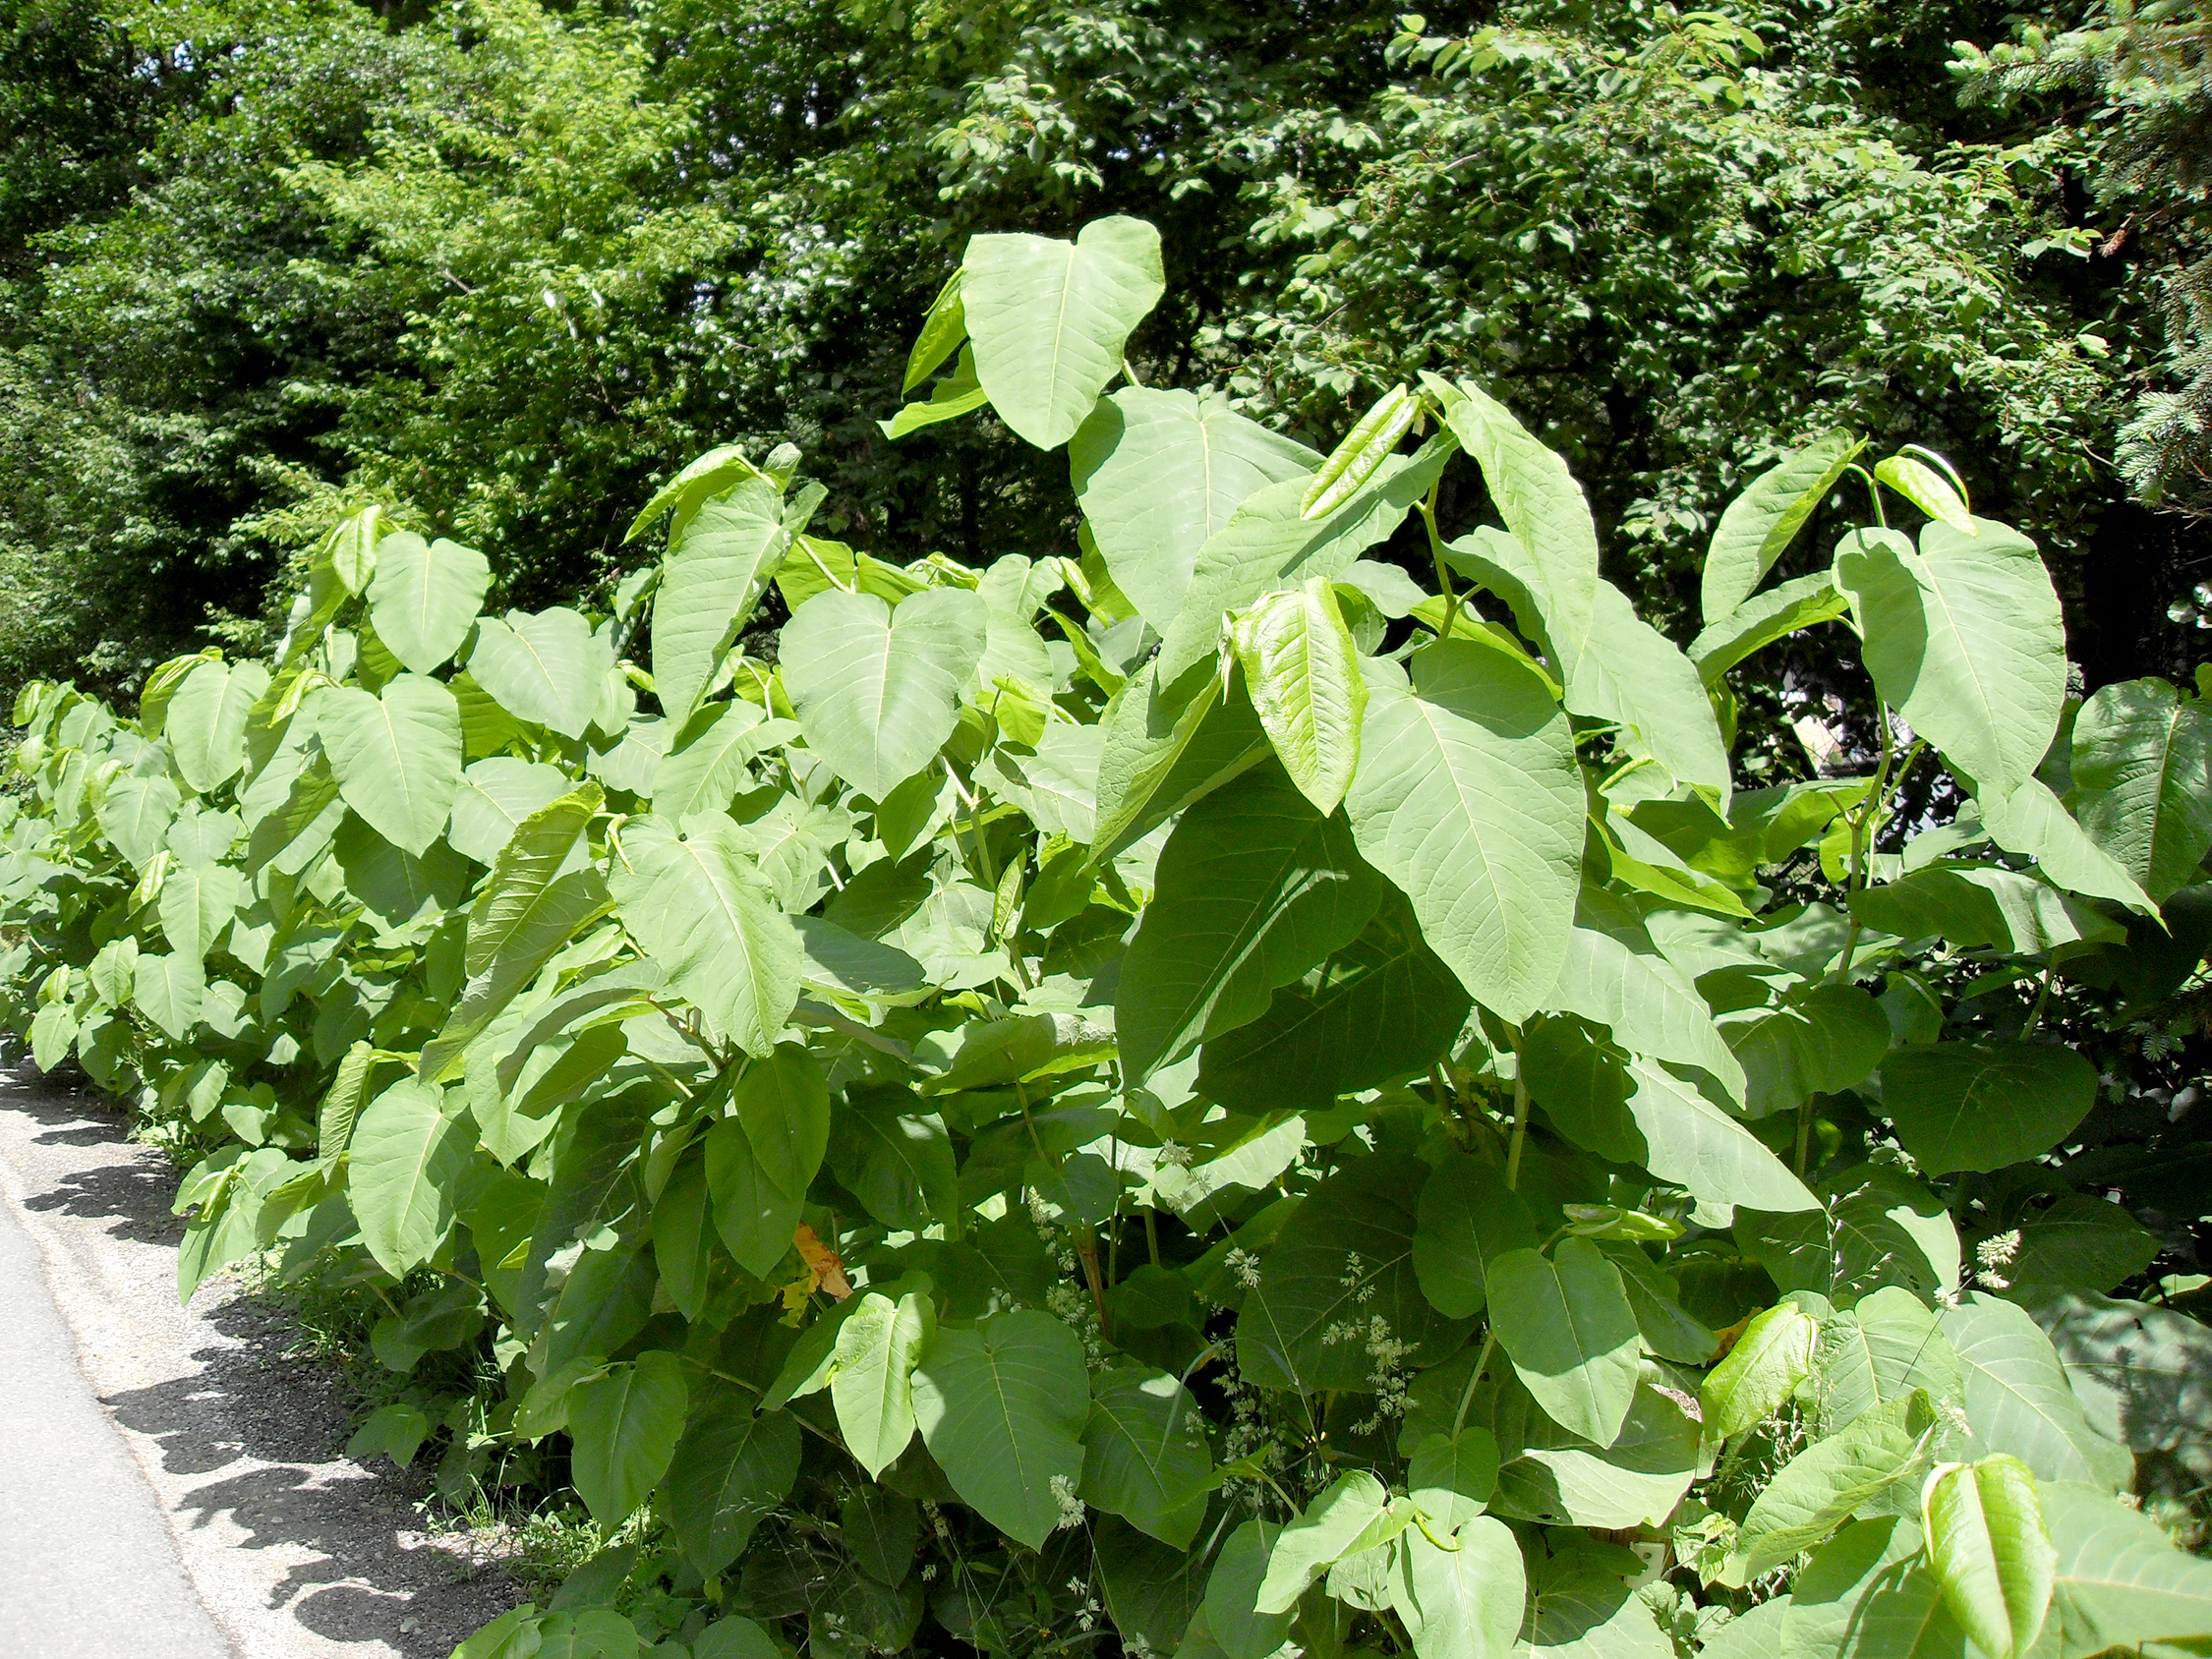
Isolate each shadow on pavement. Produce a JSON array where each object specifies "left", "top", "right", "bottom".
[{"left": 1, "top": 1058, "right": 519, "bottom": 1657}]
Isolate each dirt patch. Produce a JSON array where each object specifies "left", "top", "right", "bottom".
[{"left": 0, "top": 1060, "right": 521, "bottom": 1658}]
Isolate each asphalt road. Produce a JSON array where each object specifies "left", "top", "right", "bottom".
[{"left": 0, "top": 1173, "right": 234, "bottom": 1657}]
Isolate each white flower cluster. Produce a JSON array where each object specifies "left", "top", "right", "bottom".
[
  {"left": 1067, "top": 1576, "right": 1102, "bottom": 1631},
  {"left": 1973, "top": 1228, "right": 2021, "bottom": 1291},
  {"left": 1049, "top": 1473, "right": 1085, "bottom": 1530}
]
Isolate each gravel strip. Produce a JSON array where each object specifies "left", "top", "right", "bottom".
[{"left": 0, "top": 1060, "right": 521, "bottom": 1658}]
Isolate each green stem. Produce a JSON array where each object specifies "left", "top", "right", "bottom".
[
  {"left": 1504, "top": 1051, "right": 1531, "bottom": 1192},
  {"left": 1848, "top": 463, "right": 1888, "bottom": 529},
  {"left": 1793, "top": 1095, "right": 1817, "bottom": 1178},
  {"left": 1420, "top": 478, "right": 1462, "bottom": 640},
  {"left": 1452, "top": 1329, "right": 1497, "bottom": 1438},
  {"left": 2020, "top": 961, "right": 2056, "bottom": 1039},
  {"left": 1014, "top": 1079, "right": 1051, "bottom": 1167},
  {"left": 1144, "top": 1207, "right": 1161, "bottom": 1269},
  {"left": 1832, "top": 703, "right": 1899, "bottom": 987}
]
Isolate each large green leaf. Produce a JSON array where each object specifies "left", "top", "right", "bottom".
[
  {"left": 1487, "top": 1379, "right": 1703, "bottom": 1529},
  {"left": 1527, "top": 1551, "right": 1676, "bottom": 1659},
  {"left": 1782, "top": 1516, "right": 1968, "bottom": 1659},
  {"left": 1204, "top": 1519, "right": 1292, "bottom": 1659},
  {"left": 569, "top": 1350, "right": 688, "bottom": 1528},
  {"left": 780, "top": 586, "right": 988, "bottom": 799},
  {"left": 653, "top": 700, "right": 776, "bottom": 821},
  {"left": 96, "top": 772, "right": 181, "bottom": 870},
  {"left": 1408, "top": 1428, "right": 1500, "bottom": 1530},
  {"left": 1425, "top": 375, "right": 1599, "bottom": 664},
  {"left": 1879, "top": 1042, "right": 2097, "bottom": 1175},
  {"left": 1388, "top": 1516, "right": 1526, "bottom": 1659},
  {"left": 1071, "top": 387, "right": 1318, "bottom": 628},
  {"left": 2036, "top": 1477, "right": 2212, "bottom": 1655},
  {"left": 1195, "top": 888, "right": 1471, "bottom": 1114},
  {"left": 1612, "top": 1055, "right": 1817, "bottom": 1221},
  {"left": 447, "top": 757, "right": 570, "bottom": 866},
  {"left": 830, "top": 1287, "right": 934, "bottom": 1478},
  {"left": 1237, "top": 1151, "right": 1472, "bottom": 1392},
  {"left": 348, "top": 1076, "right": 471, "bottom": 1277},
  {"left": 608, "top": 814, "right": 802, "bottom": 1058},
  {"left": 1848, "top": 865, "right": 2122, "bottom": 954},
  {"left": 1255, "top": 1472, "right": 1399, "bottom": 1619},
  {"left": 1723, "top": 1390, "right": 1939, "bottom": 1583},
  {"left": 973, "top": 719, "right": 1102, "bottom": 843},
  {"left": 663, "top": 1399, "right": 802, "bottom": 1578},
  {"left": 1739, "top": 1163, "right": 1961, "bottom": 1310},
  {"left": 1701, "top": 430, "right": 1864, "bottom": 622},
  {"left": 166, "top": 658, "right": 270, "bottom": 793},
  {"left": 132, "top": 948, "right": 204, "bottom": 1039},
  {"left": 1412, "top": 1153, "right": 1542, "bottom": 1319},
  {"left": 960, "top": 216, "right": 1165, "bottom": 449},
  {"left": 2068, "top": 677, "right": 2212, "bottom": 901},
  {"left": 157, "top": 860, "right": 243, "bottom": 963},
  {"left": 1116, "top": 761, "right": 1379, "bottom": 1083},
  {"left": 1233, "top": 577, "right": 1368, "bottom": 814},
  {"left": 625, "top": 444, "right": 765, "bottom": 543},
  {"left": 1345, "top": 644, "right": 1582, "bottom": 1024},
  {"left": 1485, "top": 1239, "right": 1642, "bottom": 1447},
  {"left": 911, "top": 1309, "right": 1091, "bottom": 1549},
  {"left": 652, "top": 474, "right": 793, "bottom": 718},
  {"left": 2024, "top": 1287, "right": 2212, "bottom": 1464},
  {"left": 1815, "top": 1285, "right": 1962, "bottom": 1431},
  {"left": 314, "top": 675, "right": 465, "bottom": 857},
  {"left": 1542, "top": 915, "right": 1748, "bottom": 1104},
  {"left": 466, "top": 607, "right": 611, "bottom": 740},
  {"left": 1567, "top": 580, "right": 1733, "bottom": 804},
  {"left": 1722, "top": 985, "right": 1892, "bottom": 1119},
  {"left": 705, "top": 1114, "right": 802, "bottom": 1279},
  {"left": 1080, "top": 1363, "right": 1213, "bottom": 1550},
  {"left": 732, "top": 1043, "right": 829, "bottom": 1199},
  {"left": 36, "top": 992, "right": 84, "bottom": 1066},
  {"left": 331, "top": 813, "right": 471, "bottom": 930},
  {"left": 1924, "top": 1456, "right": 2054, "bottom": 1659},
  {"left": 821, "top": 1104, "right": 956, "bottom": 1230},
  {"left": 1834, "top": 520, "right": 2066, "bottom": 798},
  {"left": 1939, "top": 1295, "right": 2133, "bottom": 1491},
  {"left": 1096, "top": 1516, "right": 1214, "bottom": 1656},
  {"left": 1981, "top": 777, "right": 2155, "bottom": 914},
  {"left": 367, "top": 532, "right": 491, "bottom": 675}
]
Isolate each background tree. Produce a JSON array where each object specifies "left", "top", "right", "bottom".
[{"left": 0, "top": 0, "right": 2200, "bottom": 706}]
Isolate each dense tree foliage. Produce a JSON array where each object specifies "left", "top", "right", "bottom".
[{"left": 0, "top": 0, "right": 2203, "bottom": 704}]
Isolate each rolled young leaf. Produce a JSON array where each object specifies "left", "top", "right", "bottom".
[
  {"left": 1923, "top": 1455, "right": 2057, "bottom": 1659},
  {"left": 1701, "top": 1300, "right": 1818, "bottom": 1442},
  {"left": 1232, "top": 576, "right": 1368, "bottom": 814},
  {"left": 1301, "top": 383, "right": 1418, "bottom": 520}
]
